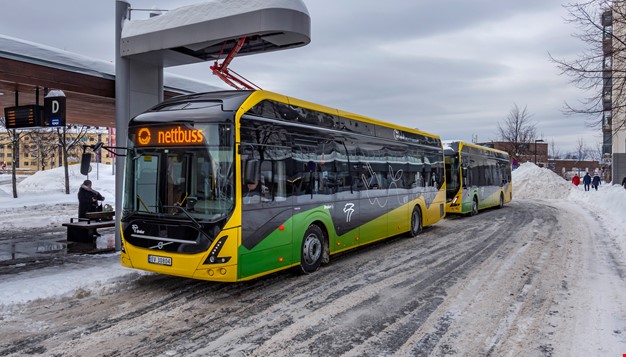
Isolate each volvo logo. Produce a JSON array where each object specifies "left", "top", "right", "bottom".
[{"left": 150, "top": 241, "right": 173, "bottom": 250}]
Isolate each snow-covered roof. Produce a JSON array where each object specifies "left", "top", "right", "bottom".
[
  {"left": 120, "top": 0, "right": 310, "bottom": 66},
  {"left": 122, "top": 0, "right": 309, "bottom": 38},
  {"left": 0, "top": 34, "right": 221, "bottom": 94}
]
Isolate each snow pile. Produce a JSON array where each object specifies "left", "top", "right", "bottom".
[
  {"left": 569, "top": 184, "right": 626, "bottom": 239},
  {"left": 17, "top": 164, "right": 86, "bottom": 192},
  {"left": 0, "top": 164, "right": 115, "bottom": 209},
  {"left": 512, "top": 162, "right": 571, "bottom": 199}
]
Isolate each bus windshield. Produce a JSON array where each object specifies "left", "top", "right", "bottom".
[
  {"left": 123, "top": 123, "right": 234, "bottom": 221},
  {"left": 444, "top": 153, "right": 461, "bottom": 201}
]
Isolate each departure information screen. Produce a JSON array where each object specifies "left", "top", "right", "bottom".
[{"left": 3, "top": 105, "right": 41, "bottom": 129}]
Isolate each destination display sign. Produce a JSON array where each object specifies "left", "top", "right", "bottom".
[
  {"left": 3, "top": 105, "right": 43, "bottom": 129},
  {"left": 132, "top": 126, "right": 205, "bottom": 146}
]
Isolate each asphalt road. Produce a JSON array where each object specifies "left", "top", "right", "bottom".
[{"left": 0, "top": 199, "right": 623, "bottom": 356}]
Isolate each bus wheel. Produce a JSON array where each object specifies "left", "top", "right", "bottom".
[
  {"left": 301, "top": 225, "right": 324, "bottom": 274},
  {"left": 410, "top": 206, "right": 422, "bottom": 237},
  {"left": 470, "top": 197, "right": 479, "bottom": 216},
  {"left": 498, "top": 194, "right": 504, "bottom": 209}
]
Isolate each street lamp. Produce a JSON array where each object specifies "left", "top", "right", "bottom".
[{"left": 534, "top": 139, "right": 544, "bottom": 165}]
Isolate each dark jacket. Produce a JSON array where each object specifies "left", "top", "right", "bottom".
[
  {"left": 78, "top": 184, "right": 105, "bottom": 218},
  {"left": 622, "top": 176, "right": 626, "bottom": 189},
  {"left": 591, "top": 175, "right": 601, "bottom": 187},
  {"left": 582, "top": 173, "right": 592, "bottom": 185}
]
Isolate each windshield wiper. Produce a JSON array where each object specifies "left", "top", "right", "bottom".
[{"left": 162, "top": 204, "right": 202, "bottom": 229}]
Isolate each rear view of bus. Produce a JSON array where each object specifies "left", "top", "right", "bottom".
[{"left": 444, "top": 141, "right": 512, "bottom": 216}]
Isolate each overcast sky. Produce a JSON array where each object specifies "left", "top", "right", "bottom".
[{"left": 0, "top": 0, "right": 600, "bottom": 153}]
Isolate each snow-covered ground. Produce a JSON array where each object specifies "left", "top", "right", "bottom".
[
  {"left": 0, "top": 164, "right": 127, "bottom": 306},
  {"left": 1, "top": 162, "right": 625, "bottom": 353}
]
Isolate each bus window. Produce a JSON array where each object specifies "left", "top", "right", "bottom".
[{"left": 166, "top": 154, "right": 189, "bottom": 206}]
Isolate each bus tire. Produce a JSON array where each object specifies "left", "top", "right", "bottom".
[
  {"left": 300, "top": 224, "right": 324, "bottom": 274},
  {"left": 410, "top": 206, "right": 422, "bottom": 237},
  {"left": 498, "top": 193, "right": 504, "bottom": 209},
  {"left": 470, "top": 196, "right": 479, "bottom": 216}
]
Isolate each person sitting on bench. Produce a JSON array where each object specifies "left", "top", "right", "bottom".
[{"left": 78, "top": 179, "right": 105, "bottom": 219}]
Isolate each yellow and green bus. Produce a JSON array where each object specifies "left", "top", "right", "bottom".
[
  {"left": 120, "top": 90, "right": 446, "bottom": 282},
  {"left": 444, "top": 141, "right": 512, "bottom": 216}
]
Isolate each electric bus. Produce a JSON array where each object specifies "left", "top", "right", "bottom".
[
  {"left": 120, "top": 90, "right": 446, "bottom": 282},
  {"left": 444, "top": 141, "right": 512, "bottom": 216}
]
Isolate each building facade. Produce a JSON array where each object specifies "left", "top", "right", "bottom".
[
  {"left": 606, "top": 8, "right": 626, "bottom": 183},
  {"left": 479, "top": 141, "right": 549, "bottom": 167},
  {"left": 0, "top": 128, "right": 113, "bottom": 173}
]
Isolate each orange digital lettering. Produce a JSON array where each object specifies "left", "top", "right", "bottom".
[{"left": 137, "top": 128, "right": 151, "bottom": 145}]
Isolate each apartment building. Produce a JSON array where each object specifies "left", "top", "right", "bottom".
[
  {"left": 604, "top": 9, "right": 626, "bottom": 183},
  {"left": 0, "top": 128, "right": 113, "bottom": 173}
]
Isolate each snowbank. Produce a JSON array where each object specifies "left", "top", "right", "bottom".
[
  {"left": 512, "top": 162, "right": 572, "bottom": 199},
  {"left": 0, "top": 164, "right": 115, "bottom": 209}
]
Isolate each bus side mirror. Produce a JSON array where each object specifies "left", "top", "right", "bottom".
[
  {"left": 80, "top": 153, "right": 92, "bottom": 175},
  {"left": 244, "top": 159, "right": 260, "bottom": 184}
]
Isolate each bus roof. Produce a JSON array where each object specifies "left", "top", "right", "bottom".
[
  {"left": 443, "top": 140, "right": 510, "bottom": 157},
  {"left": 247, "top": 90, "right": 441, "bottom": 141},
  {"left": 138, "top": 89, "right": 442, "bottom": 144}
]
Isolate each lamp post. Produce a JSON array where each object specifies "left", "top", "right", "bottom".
[{"left": 534, "top": 139, "right": 544, "bottom": 165}]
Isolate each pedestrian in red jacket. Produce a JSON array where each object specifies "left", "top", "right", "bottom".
[{"left": 572, "top": 174, "right": 580, "bottom": 186}]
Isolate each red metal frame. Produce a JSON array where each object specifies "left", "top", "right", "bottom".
[{"left": 210, "top": 37, "right": 261, "bottom": 90}]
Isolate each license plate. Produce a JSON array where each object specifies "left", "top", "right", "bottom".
[{"left": 148, "top": 255, "right": 172, "bottom": 266}]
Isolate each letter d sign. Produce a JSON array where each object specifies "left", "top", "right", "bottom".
[{"left": 44, "top": 92, "right": 66, "bottom": 127}]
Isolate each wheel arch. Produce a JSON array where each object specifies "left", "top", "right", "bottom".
[{"left": 309, "top": 220, "right": 330, "bottom": 264}]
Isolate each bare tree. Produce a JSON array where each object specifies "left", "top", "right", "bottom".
[
  {"left": 497, "top": 103, "right": 538, "bottom": 158},
  {"left": 56, "top": 125, "right": 90, "bottom": 194},
  {"left": 575, "top": 136, "right": 589, "bottom": 160},
  {"left": 25, "top": 128, "right": 58, "bottom": 171},
  {"left": 548, "top": 138, "right": 562, "bottom": 159},
  {"left": 0, "top": 118, "right": 26, "bottom": 198},
  {"left": 589, "top": 140, "right": 604, "bottom": 161},
  {"left": 550, "top": 0, "right": 626, "bottom": 133}
]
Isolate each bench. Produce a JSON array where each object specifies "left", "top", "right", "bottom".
[
  {"left": 62, "top": 217, "right": 115, "bottom": 243},
  {"left": 86, "top": 210, "right": 115, "bottom": 221}
]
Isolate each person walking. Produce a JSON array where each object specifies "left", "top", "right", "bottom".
[
  {"left": 582, "top": 172, "right": 592, "bottom": 191},
  {"left": 78, "top": 179, "right": 105, "bottom": 219},
  {"left": 622, "top": 176, "right": 626, "bottom": 189},
  {"left": 591, "top": 173, "right": 601, "bottom": 191},
  {"left": 571, "top": 174, "right": 580, "bottom": 187}
]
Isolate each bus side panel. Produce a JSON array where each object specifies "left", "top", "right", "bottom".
[
  {"left": 418, "top": 187, "right": 446, "bottom": 226},
  {"left": 359, "top": 189, "right": 389, "bottom": 243},
  {"left": 504, "top": 182, "right": 513, "bottom": 203},
  {"left": 461, "top": 187, "right": 477, "bottom": 214},
  {"left": 238, "top": 206, "right": 294, "bottom": 279},
  {"left": 478, "top": 186, "right": 503, "bottom": 210},
  {"left": 387, "top": 188, "right": 410, "bottom": 237}
]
